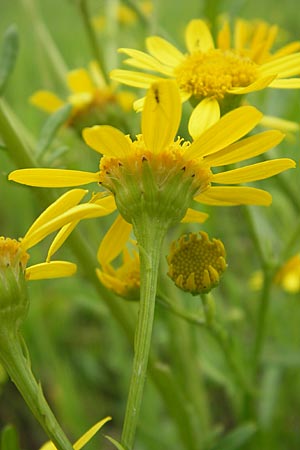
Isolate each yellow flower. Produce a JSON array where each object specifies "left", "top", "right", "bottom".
[
  {"left": 9, "top": 81, "right": 295, "bottom": 260},
  {"left": 93, "top": 2, "right": 153, "bottom": 29},
  {"left": 39, "top": 416, "right": 112, "bottom": 450},
  {"left": 251, "top": 254, "right": 300, "bottom": 294},
  {"left": 96, "top": 216, "right": 140, "bottom": 300},
  {"left": 110, "top": 18, "right": 300, "bottom": 113},
  {"left": 30, "top": 61, "right": 135, "bottom": 124},
  {"left": 0, "top": 189, "right": 110, "bottom": 281}
]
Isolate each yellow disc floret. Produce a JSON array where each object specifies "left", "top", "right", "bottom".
[
  {"left": 174, "top": 49, "right": 257, "bottom": 99},
  {"left": 0, "top": 237, "right": 29, "bottom": 272},
  {"left": 167, "top": 231, "right": 227, "bottom": 295}
]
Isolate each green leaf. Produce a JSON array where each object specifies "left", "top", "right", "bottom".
[
  {"left": 0, "top": 25, "right": 19, "bottom": 95},
  {"left": 105, "top": 435, "right": 126, "bottom": 450},
  {"left": 36, "top": 104, "right": 72, "bottom": 158},
  {"left": 210, "top": 423, "right": 257, "bottom": 450},
  {"left": 0, "top": 425, "right": 21, "bottom": 450}
]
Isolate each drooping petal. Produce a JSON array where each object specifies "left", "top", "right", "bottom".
[
  {"left": 66, "top": 68, "right": 95, "bottom": 94},
  {"left": 9, "top": 168, "right": 99, "bottom": 187},
  {"left": 188, "top": 98, "right": 220, "bottom": 140},
  {"left": 212, "top": 158, "right": 295, "bottom": 184},
  {"left": 91, "top": 193, "right": 117, "bottom": 211},
  {"left": 25, "top": 189, "right": 87, "bottom": 239},
  {"left": 185, "top": 19, "right": 215, "bottom": 53},
  {"left": 119, "top": 48, "right": 173, "bottom": 75},
  {"left": 82, "top": 125, "right": 131, "bottom": 157},
  {"left": 30, "top": 91, "right": 64, "bottom": 113},
  {"left": 73, "top": 417, "right": 112, "bottom": 450},
  {"left": 228, "top": 74, "right": 276, "bottom": 94},
  {"left": 146, "top": 36, "right": 185, "bottom": 67},
  {"left": 268, "top": 78, "right": 300, "bottom": 88},
  {"left": 26, "top": 261, "right": 77, "bottom": 280},
  {"left": 142, "top": 80, "right": 181, "bottom": 154},
  {"left": 110, "top": 69, "right": 162, "bottom": 88},
  {"left": 259, "top": 53, "right": 300, "bottom": 78},
  {"left": 181, "top": 208, "right": 209, "bottom": 223},
  {"left": 47, "top": 221, "right": 78, "bottom": 261},
  {"left": 97, "top": 214, "right": 132, "bottom": 265},
  {"left": 185, "top": 106, "right": 262, "bottom": 159},
  {"left": 204, "top": 130, "right": 284, "bottom": 167},
  {"left": 22, "top": 204, "right": 110, "bottom": 250},
  {"left": 194, "top": 186, "right": 272, "bottom": 206}
]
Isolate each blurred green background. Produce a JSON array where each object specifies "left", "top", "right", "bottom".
[{"left": 1, "top": 1, "right": 300, "bottom": 449}]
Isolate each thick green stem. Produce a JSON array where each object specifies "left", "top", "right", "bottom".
[
  {"left": 121, "top": 216, "right": 167, "bottom": 450},
  {"left": 0, "top": 329, "right": 73, "bottom": 450}
]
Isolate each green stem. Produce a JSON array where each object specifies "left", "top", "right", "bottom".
[
  {"left": 121, "top": 216, "right": 168, "bottom": 450},
  {"left": 0, "top": 328, "right": 73, "bottom": 450},
  {"left": 78, "top": 0, "right": 110, "bottom": 84},
  {"left": 200, "top": 293, "right": 255, "bottom": 396}
]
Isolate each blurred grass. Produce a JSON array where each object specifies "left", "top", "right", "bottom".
[{"left": 1, "top": 1, "right": 300, "bottom": 449}]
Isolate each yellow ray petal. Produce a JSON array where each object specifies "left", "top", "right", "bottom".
[
  {"left": 22, "top": 204, "right": 110, "bottom": 250},
  {"left": 25, "top": 189, "right": 87, "bottom": 240},
  {"left": 212, "top": 158, "right": 295, "bottom": 184},
  {"left": 92, "top": 194, "right": 117, "bottom": 211},
  {"left": 234, "top": 19, "right": 250, "bottom": 51},
  {"left": 228, "top": 74, "right": 276, "bottom": 94},
  {"left": 217, "top": 19, "right": 231, "bottom": 50},
  {"left": 181, "top": 208, "right": 209, "bottom": 223},
  {"left": 30, "top": 91, "right": 64, "bottom": 113},
  {"left": 195, "top": 186, "right": 272, "bottom": 206},
  {"left": 185, "top": 19, "right": 215, "bottom": 53},
  {"left": 9, "top": 168, "right": 99, "bottom": 187},
  {"left": 142, "top": 80, "right": 181, "bottom": 154},
  {"left": 268, "top": 78, "right": 300, "bottom": 88},
  {"left": 26, "top": 261, "right": 77, "bottom": 280},
  {"left": 47, "top": 221, "right": 78, "bottom": 261},
  {"left": 146, "top": 36, "right": 185, "bottom": 67},
  {"left": 66, "top": 68, "right": 95, "bottom": 94},
  {"left": 188, "top": 98, "right": 220, "bottom": 140},
  {"left": 83, "top": 125, "right": 131, "bottom": 157},
  {"left": 110, "top": 69, "right": 162, "bottom": 88},
  {"left": 271, "top": 41, "right": 300, "bottom": 59},
  {"left": 185, "top": 106, "right": 262, "bottom": 160},
  {"left": 133, "top": 96, "right": 145, "bottom": 112},
  {"left": 119, "top": 48, "right": 173, "bottom": 76},
  {"left": 259, "top": 53, "right": 300, "bottom": 78},
  {"left": 204, "top": 130, "right": 284, "bottom": 167},
  {"left": 73, "top": 417, "right": 112, "bottom": 450},
  {"left": 97, "top": 215, "right": 132, "bottom": 265}
]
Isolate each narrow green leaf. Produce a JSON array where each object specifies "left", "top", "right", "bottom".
[
  {"left": 258, "top": 366, "right": 281, "bottom": 428},
  {"left": 210, "top": 423, "right": 257, "bottom": 450},
  {"left": 0, "top": 25, "right": 19, "bottom": 95},
  {"left": 105, "top": 435, "right": 126, "bottom": 450},
  {"left": 36, "top": 104, "right": 72, "bottom": 158},
  {"left": 0, "top": 425, "right": 21, "bottom": 450}
]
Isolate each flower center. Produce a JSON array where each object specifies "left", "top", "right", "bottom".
[
  {"left": 167, "top": 231, "right": 227, "bottom": 295},
  {"left": 174, "top": 49, "right": 257, "bottom": 99},
  {"left": 99, "top": 136, "right": 212, "bottom": 224},
  {"left": 0, "top": 237, "right": 29, "bottom": 271}
]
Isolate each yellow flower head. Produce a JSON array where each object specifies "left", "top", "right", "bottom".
[
  {"left": 274, "top": 254, "right": 300, "bottom": 293},
  {"left": 110, "top": 18, "right": 300, "bottom": 113},
  {"left": 167, "top": 231, "right": 227, "bottom": 295},
  {"left": 30, "top": 61, "right": 135, "bottom": 126},
  {"left": 9, "top": 80, "right": 295, "bottom": 241},
  {"left": 96, "top": 217, "right": 140, "bottom": 300}
]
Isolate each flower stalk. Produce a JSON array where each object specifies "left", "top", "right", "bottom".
[{"left": 121, "top": 214, "right": 169, "bottom": 449}]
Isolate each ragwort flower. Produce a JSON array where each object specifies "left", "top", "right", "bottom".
[
  {"left": 30, "top": 61, "right": 135, "bottom": 126},
  {"left": 9, "top": 80, "right": 295, "bottom": 242},
  {"left": 110, "top": 18, "right": 300, "bottom": 114}
]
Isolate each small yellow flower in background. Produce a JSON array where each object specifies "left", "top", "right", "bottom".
[
  {"left": 167, "top": 231, "right": 227, "bottom": 295},
  {"left": 93, "top": 2, "right": 153, "bottom": 29},
  {"left": 39, "top": 416, "right": 112, "bottom": 450},
  {"left": 251, "top": 254, "right": 300, "bottom": 294},
  {"left": 30, "top": 61, "right": 136, "bottom": 127},
  {"left": 9, "top": 80, "right": 295, "bottom": 253},
  {"left": 96, "top": 216, "right": 140, "bottom": 300},
  {"left": 110, "top": 18, "right": 300, "bottom": 114}
]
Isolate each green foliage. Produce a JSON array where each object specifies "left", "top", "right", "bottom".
[{"left": 0, "top": 25, "right": 19, "bottom": 95}]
